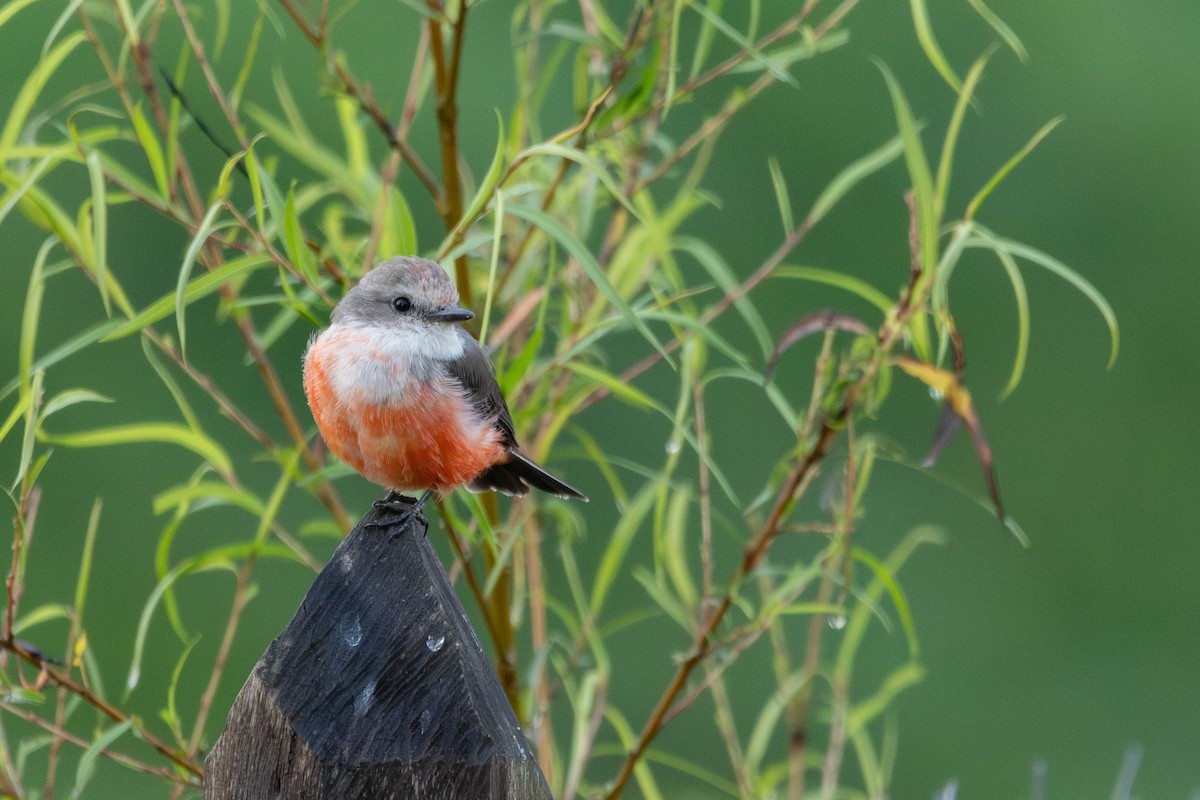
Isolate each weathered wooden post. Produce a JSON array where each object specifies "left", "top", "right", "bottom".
[{"left": 204, "top": 503, "right": 552, "bottom": 799}]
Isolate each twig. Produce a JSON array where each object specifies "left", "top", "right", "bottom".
[
  {"left": 185, "top": 559, "right": 254, "bottom": 757},
  {"left": 4, "top": 489, "right": 38, "bottom": 652},
  {"left": 0, "top": 641, "right": 202, "bottom": 779},
  {"left": 602, "top": 202, "right": 924, "bottom": 800},
  {"left": 426, "top": 0, "right": 473, "bottom": 305},
  {"left": 169, "top": 0, "right": 249, "bottom": 148},
  {"left": 0, "top": 702, "right": 195, "bottom": 787}
]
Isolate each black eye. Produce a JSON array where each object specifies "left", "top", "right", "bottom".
[{"left": 392, "top": 296, "right": 412, "bottom": 313}]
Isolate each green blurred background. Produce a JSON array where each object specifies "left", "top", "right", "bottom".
[{"left": 1, "top": 1, "right": 1197, "bottom": 797}]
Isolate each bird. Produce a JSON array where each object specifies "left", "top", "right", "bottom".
[{"left": 303, "top": 256, "right": 587, "bottom": 523}]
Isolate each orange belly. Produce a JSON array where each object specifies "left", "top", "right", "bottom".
[{"left": 303, "top": 335, "right": 505, "bottom": 492}]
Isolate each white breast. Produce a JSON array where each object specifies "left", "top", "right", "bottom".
[{"left": 315, "top": 322, "right": 466, "bottom": 406}]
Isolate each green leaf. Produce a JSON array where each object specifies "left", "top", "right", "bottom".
[
  {"left": 773, "top": 265, "right": 893, "bottom": 313},
  {"left": 846, "top": 661, "right": 926, "bottom": 734},
  {"left": 447, "top": 112, "right": 507, "bottom": 248},
  {"left": 152, "top": 480, "right": 265, "bottom": 517},
  {"left": 507, "top": 203, "right": 671, "bottom": 364},
  {"left": 0, "top": 394, "right": 32, "bottom": 445},
  {"left": 73, "top": 500, "right": 103, "bottom": 630},
  {"left": 565, "top": 362, "right": 663, "bottom": 413},
  {"left": 176, "top": 201, "right": 224, "bottom": 356},
  {"left": 84, "top": 151, "right": 110, "bottom": 315},
  {"left": 767, "top": 156, "right": 794, "bottom": 234},
  {"left": 163, "top": 635, "right": 201, "bottom": 739},
  {"left": 0, "top": 319, "right": 125, "bottom": 402},
  {"left": 908, "top": 0, "right": 962, "bottom": 91},
  {"left": 0, "top": 0, "right": 45, "bottom": 31},
  {"left": 479, "top": 191, "right": 504, "bottom": 345},
  {"left": 43, "top": 422, "right": 235, "bottom": 477},
  {"left": 246, "top": 102, "right": 370, "bottom": 207},
  {"left": 966, "top": 228, "right": 1119, "bottom": 368},
  {"left": 0, "top": 156, "right": 54, "bottom": 230},
  {"left": 127, "top": 541, "right": 299, "bottom": 691},
  {"left": 104, "top": 254, "right": 271, "bottom": 341},
  {"left": 677, "top": 236, "right": 772, "bottom": 359},
  {"left": 590, "top": 484, "right": 657, "bottom": 616},
  {"left": 835, "top": 526, "right": 944, "bottom": 678},
  {"left": 12, "top": 603, "right": 69, "bottom": 635},
  {"left": 966, "top": 116, "right": 1064, "bottom": 221},
  {"left": 72, "top": 720, "right": 133, "bottom": 796},
  {"left": 935, "top": 49, "right": 994, "bottom": 219},
  {"left": 516, "top": 142, "right": 642, "bottom": 219},
  {"left": 966, "top": 0, "right": 1028, "bottom": 61},
  {"left": 0, "top": 31, "right": 86, "bottom": 153},
  {"left": 16, "top": 370, "right": 42, "bottom": 488},
  {"left": 603, "top": 706, "right": 667, "bottom": 800},
  {"left": 19, "top": 241, "right": 51, "bottom": 400},
  {"left": 336, "top": 95, "right": 368, "bottom": 179},
  {"left": 852, "top": 547, "right": 920, "bottom": 658},
  {"left": 689, "top": 1, "right": 797, "bottom": 87},
  {"left": 805, "top": 133, "right": 905, "bottom": 228},
  {"left": 283, "top": 186, "right": 319, "bottom": 286},
  {"left": 876, "top": 61, "right": 938, "bottom": 277}
]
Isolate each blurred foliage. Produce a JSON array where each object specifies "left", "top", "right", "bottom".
[{"left": 0, "top": 1, "right": 1120, "bottom": 798}]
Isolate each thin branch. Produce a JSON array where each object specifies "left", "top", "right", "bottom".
[
  {"left": 185, "top": 559, "right": 254, "bottom": 757},
  {"left": 602, "top": 227, "right": 923, "bottom": 800},
  {"left": 0, "top": 641, "right": 203, "bottom": 779},
  {"left": 0, "top": 702, "right": 195, "bottom": 787}
]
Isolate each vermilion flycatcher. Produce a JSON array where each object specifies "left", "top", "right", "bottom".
[{"left": 303, "top": 256, "right": 587, "bottom": 517}]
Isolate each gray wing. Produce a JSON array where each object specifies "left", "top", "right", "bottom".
[
  {"left": 444, "top": 330, "right": 587, "bottom": 501},
  {"left": 443, "top": 329, "right": 517, "bottom": 447}
]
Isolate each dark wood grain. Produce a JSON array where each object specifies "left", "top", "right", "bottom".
[{"left": 204, "top": 504, "right": 552, "bottom": 799}]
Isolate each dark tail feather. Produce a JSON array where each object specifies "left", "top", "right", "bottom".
[{"left": 471, "top": 449, "right": 588, "bottom": 501}]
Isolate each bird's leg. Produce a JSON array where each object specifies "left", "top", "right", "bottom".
[{"left": 366, "top": 489, "right": 433, "bottom": 532}]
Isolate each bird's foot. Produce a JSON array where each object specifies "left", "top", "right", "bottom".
[{"left": 366, "top": 489, "right": 432, "bottom": 534}]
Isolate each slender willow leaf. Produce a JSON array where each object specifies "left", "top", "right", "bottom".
[
  {"left": 876, "top": 61, "right": 938, "bottom": 277},
  {"left": 768, "top": 156, "right": 793, "bottom": 233},
  {"left": 936, "top": 49, "right": 994, "bottom": 219},
  {"left": 126, "top": 541, "right": 300, "bottom": 691},
  {"left": 966, "top": 117, "right": 1064, "bottom": 220},
  {"left": 847, "top": 662, "right": 927, "bottom": 734},
  {"left": 449, "top": 112, "right": 506, "bottom": 251},
  {"left": 590, "top": 485, "right": 657, "bottom": 616},
  {"left": 0, "top": 0, "right": 44, "bottom": 31},
  {"left": 774, "top": 265, "right": 893, "bottom": 313},
  {"left": 72, "top": 499, "right": 102, "bottom": 630},
  {"left": 84, "top": 151, "right": 110, "bottom": 315},
  {"left": 41, "top": 389, "right": 112, "bottom": 419},
  {"left": 678, "top": 236, "right": 773, "bottom": 358},
  {"left": 966, "top": 228, "right": 1119, "bottom": 368},
  {"left": 805, "top": 134, "right": 905, "bottom": 228},
  {"left": 851, "top": 547, "right": 920, "bottom": 657},
  {"left": 43, "top": 422, "right": 235, "bottom": 477},
  {"left": 18, "top": 241, "right": 49, "bottom": 399},
  {"left": 0, "top": 319, "right": 124, "bottom": 402},
  {"left": 690, "top": 1, "right": 797, "bottom": 87},
  {"left": 908, "top": 0, "right": 962, "bottom": 91},
  {"left": 517, "top": 142, "right": 641, "bottom": 219},
  {"left": 72, "top": 720, "right": 133, "bottom": 794},
  {"left": 966, "top": 0, "right": 1028, "bottom": 61},
  {"left": 0, "top": 31, "right": 85, "bottom": 152},
  {"left": 104, "top": 254, "right": 271, "bottom": 341},
  {"left": 507, "top": 203, "right": 670, "bottom": 363},
  {"left": 176, "top": 202, "right": 224, "bottom": 356}
]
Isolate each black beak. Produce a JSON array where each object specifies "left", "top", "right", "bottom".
[{"left": 429, "top": 305, "right": 475, "bottom": 323}]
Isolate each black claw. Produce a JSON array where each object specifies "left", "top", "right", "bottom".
[{"left": 366, "top": 490, "right": 432, "bottom": 532}]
